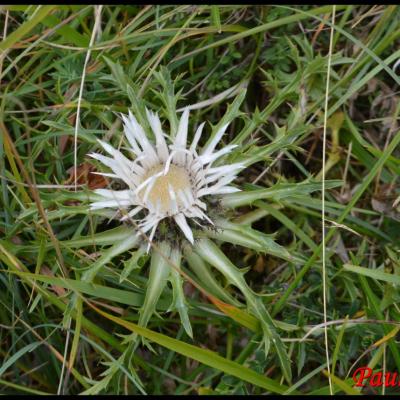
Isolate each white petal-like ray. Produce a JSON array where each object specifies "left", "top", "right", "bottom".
[
  {"left": 97, "top": 140, "right": 118, "bottom": 155},
  {"left": 189, "top": 121, "right": 205, "bottom": 153},
  {"left": 210, "top": 186, "right": 241, "bottom": 194},
  {"left": 174, "top": 108, "right": 189, "bottom": 165},
  {"left": 184, "top": 205, "right": 213, "bottom": 225},
  {"left": 190, "top": 158, "right": 203, "bottom": 173},
  {"left": 94, "top": 189, "right": 132, "bottom": 200},
  {"left": 89, "top": 152, "right": 116, "bottom": 169},
  {"left": 90, "top": 199, "right": 133, "bottom": 209},
  {"left": 97, "top": 140, "right": 143, "bottom": 185},
  {"left": 90, "top": 171, "right": 120, "bottom": 180},
  {"left": 121, "top": 206, "right": 143, "bottom": 221},
  {"left": 146, "top": 108, "right": 169, "bottom": 162},
  {"left": 197, "top": 174, "right": 239, "bottom": 197},
  {"left": 162, "top": 150, "right": 176, "bottom": 175},
  {"left": 206, "top": 162, "right": 244, "bottom": 175},
  {"left": 183, "top": 187, "right": 195, "bottom": 203},
  {"left": 199, "top": 144, "right": 238, "bottom": 165},
  {"left": 138, "top": 215, "right": 160, "bottom": 233},
  {"left": 127, "top": 111, "right": 159, "bottom": 165},
  {"left": 146, "top": 222, "right": 159, "bottom": 252},
  {"left": 128, "top": 156, "right": 146, "bottom": 176},
  {"left": 200, "top": 123, "right": 229, "bottom": 156},
  {"left": 89, "top": 153, "right": 137, "bottom": 188},
  {"left": 195, "top": 199, "right": 207, "bottom": 210},
  {"left": 175, "top": 108, "right": 189, "bottom": 148},
  {"left": 203, "top": 169, "right": 240, "bottom": 186},
  {"left": 177, "top": 189, "right": 191, "bottom": 209},
  {"left": 174, "top": 213, "right": 194, "bottom": 244},
  {"left": 121, "top": 113, "right": 142, "bottom": 155},
  {"left": 89, "top": 108, "right": 243, "bottom": 246},
  {"left": 205, "top": 186, "right": 241, "bottom": 196}
]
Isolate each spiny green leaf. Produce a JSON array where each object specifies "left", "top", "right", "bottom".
[{"left": 222, "top": 179, "right": 342, "bottom": 208}]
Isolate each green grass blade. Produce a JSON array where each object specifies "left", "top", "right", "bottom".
[
  {"left": 0, "top": 6, "right": 57, "bottom": 51},
  {"left": 344, "top": 264, "right": 400, "bottom": 285},
  {"left": 90, "top": 303, "right": 295, "bottom": 394}
]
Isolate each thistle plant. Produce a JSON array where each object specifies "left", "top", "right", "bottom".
[{"left": 78, "top": 67, "right": 301, "bottom": 382}]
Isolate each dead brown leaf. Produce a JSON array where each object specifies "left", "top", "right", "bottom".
[
  {"left": 40, "top": 265, "right": 67, "bottom": 297},
  {"left": 65, "top": 162, "right": 109, "bottom": 189}
]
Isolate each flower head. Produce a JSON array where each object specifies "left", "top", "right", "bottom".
[{"left": 89, "top": 108, "right": 244, "bottom": 248}]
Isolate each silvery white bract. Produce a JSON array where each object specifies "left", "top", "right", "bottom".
[{"left": 88, "top": 108, "right": 244, "bottom": 248}]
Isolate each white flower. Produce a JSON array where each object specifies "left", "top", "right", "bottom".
[{"left": 89, "top": 108, "right": 244, "bottom": 248}]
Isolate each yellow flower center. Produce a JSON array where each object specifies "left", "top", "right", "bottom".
[{"left": 140, "top": 164, "right": 192, "bottom": 213}]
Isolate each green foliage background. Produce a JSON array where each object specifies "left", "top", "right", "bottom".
[{"left": 0, "top": 5, "right": 400, "bottom": 395}]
